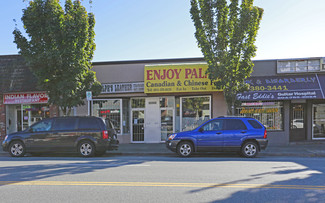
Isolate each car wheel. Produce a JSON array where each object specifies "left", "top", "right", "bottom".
[
  {"left": 241, "top": 141, "right": 258, "bottom": 158},
  {"left": 78, "top": 141, "right": 95, "bottom": 157},
  {"left": 9, "top": 141, "right": 26, "bottom": 157},
  {"left": 177, "top": 141, "right": 193, "bottom": 157}
]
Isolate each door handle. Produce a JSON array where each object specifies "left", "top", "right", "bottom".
[
  {"left": 216, "top": 132, "right": 222, "bottom": 134},
  {"left": 241, "top": 130, "right": 247, "bottom": 133}
]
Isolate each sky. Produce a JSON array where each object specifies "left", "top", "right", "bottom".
[{"left": 1, "top": 0, "right": 325, "bottom": 62}]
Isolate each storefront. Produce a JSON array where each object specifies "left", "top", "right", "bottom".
[
  {"left": 3, "top": 92, "right": 53, "bottom": 134},
  {"left": 83, "top": 60, "right": 226, "bottom": 143},
  {"left": 81, "top": 57, "right": 325, "bottom": 146},
  {"left": 2, "top": 55, "right": 325, "bottom": 146},
  {"left": 236, "top": 58, "right": 325, "bottom": 145}
]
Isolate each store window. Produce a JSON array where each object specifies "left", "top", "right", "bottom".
[
  {"left": 277, "top": 59, "right": 320, "bottom": 73},
  {"left": 131, "top": 98, "right": 145, "bottom": 108},
  {"left": 12, "top": 104, "right": 50, "bottom": 132},
  {"left": 160, "top": 97, "right": 175, "bottom": 141},
  {"left": 122, "top": 99, "right": 130, "bottom": 134},
  {"left": 92, "top": 100, "right": 121, "bottom": 134},
  {"left": 237, "top": 101, "right": 284, "bottom": 131},
  {"left": 312, "top": 104, "right": 325, "bottom": 139},
  {"left": 181, "top": 96, "right": 211, "bottom": 131}
]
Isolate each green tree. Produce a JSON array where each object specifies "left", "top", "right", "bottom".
[
  {"left": 13, "top": 0, "right": 102, "bottom": 116},
  {"left": 190, "top": 0, "right": 263, "bottom": 115}
]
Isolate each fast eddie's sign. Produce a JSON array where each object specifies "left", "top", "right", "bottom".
[
  {"left": 3, "top": 92, "right": 49, "bottom": 104},
  {"left": 144, "top": 64, "right": 220, "bottom": 93},
  {"left": 237, "top": 74, "right": 325, "bottom": 101}
]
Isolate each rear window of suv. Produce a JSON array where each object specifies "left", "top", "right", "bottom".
[
  {"left": 248, "top": 120, "right": 263, "bottom": 129},
  {"left": 224, "top": 119, "right": 247, "bottom": 130}
]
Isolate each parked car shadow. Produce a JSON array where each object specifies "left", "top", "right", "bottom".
[
  {"left": 186, "top": 158, "right": 325, "bottom": 202},
  {"left": 0, "top": 158, "right": 145, "bottom": 184}
]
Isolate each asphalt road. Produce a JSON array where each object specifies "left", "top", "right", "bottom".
[{"left": 0, "top": 155, "right": 325, "bottom": 202}]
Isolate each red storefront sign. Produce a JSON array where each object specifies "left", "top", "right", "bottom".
[{"left": 3, "top": 92, "right": 49, "bottom": 104}]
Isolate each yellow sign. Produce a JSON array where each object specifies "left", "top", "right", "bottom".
[
  {"left": 144, "top": 64, "right": 220, "bottom": 93},
  {"left": 240, "top": 107, "right": 279, "bottom": 114}
]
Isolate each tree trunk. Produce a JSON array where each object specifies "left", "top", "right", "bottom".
[{"left": 60, "top": 106, "right": 71, "bottom": 116}]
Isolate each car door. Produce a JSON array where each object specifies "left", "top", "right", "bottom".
[
  {"left": 196, "top": 119, "right": 224, "bottom": 151},
  {"left": 25, "top": 119, "right": 54, "bottom": 151},
  {"left": 51, "top": 118, "right": 78, "bottom": 151},
  {"left": 223, "top": 119, "right": 248, "bottom": 150}
]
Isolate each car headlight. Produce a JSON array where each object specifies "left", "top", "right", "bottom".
[
  {"left": 167, "top": 133, "right": 177, "bottom": 140},
  {"left": 4, "top": 135, "right": 8, "bottom": 141}
]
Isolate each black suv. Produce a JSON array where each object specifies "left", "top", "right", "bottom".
[{"left": 2, "top": 116, "right": 119, "bottom": 157}]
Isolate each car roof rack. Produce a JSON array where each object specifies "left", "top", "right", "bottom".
[{"left": 217, "top": 116, "right": 254, "bottom": 118}]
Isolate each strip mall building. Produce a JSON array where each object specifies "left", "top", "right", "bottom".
[{"left": 1, "top": 55, "right": 325, "bottom": 146}]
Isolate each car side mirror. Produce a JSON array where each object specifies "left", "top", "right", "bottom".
[
  {"left": 28, "top": 128, "right": 34, "bottom": 133},
  {"left": 199, "top": 128, "right": 204, "bottom": 132}
]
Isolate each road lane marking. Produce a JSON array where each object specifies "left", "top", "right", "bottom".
[{"left": 0, "top": 181, "right": 325, "bottom": 190}]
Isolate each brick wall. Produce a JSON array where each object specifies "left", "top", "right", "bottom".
[{"left": 0, "top": 94, "right": 6, "bottom": 141}]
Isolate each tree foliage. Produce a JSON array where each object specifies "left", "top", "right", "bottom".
[
  {"left": 190, "top": 0, "right": 263, "bottom": 115},
  {"left": 13, "top": 0, "right": 102, "bottom": 115}
]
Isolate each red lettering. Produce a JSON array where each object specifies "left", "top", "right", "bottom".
[
  {"left": 191, "top": 69, "right": 198, "bottom": 79},
  {"left": 174, "top": 69, "right": 181, "bottom": 79},
  {"left": 154, "top": 70, "right": 161, "bottom": 80},
  {"left": 198, "top": 68, "right": 206, "bottom": 78},
  {"left": 147, "top": 70, "right": 153, "bottom": 80},
  {"left": 185, "top": 69, "right": 192, "bottom": 79},
  {"left": 166, "top": 69, "right": 174, "bottom": 79},
  {"left": 161, "top": 69, "right": 166, "bottom": 80}
]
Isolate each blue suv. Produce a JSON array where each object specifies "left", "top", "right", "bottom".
[{"left": 166, "top": 117, "right": 268, "bottom": 158}]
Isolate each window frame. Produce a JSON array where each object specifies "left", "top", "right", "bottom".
[
  {"left": 237, "top": 101, "right": 284, "bottom": 131},
  {"left": 277, "top": 59, "right": 320, "bottom": 73},
  {"left": 223, "top": 119, "right": 247, "bottom": 131},
  {"left": 52, "top": 118, "right": 78, "bottom": 131},
  {"left": 180, "top": 95, "right": 211, "bottom": 132},
  {"left": 92, "top": 99, "right": 123, "bottom": 135}
]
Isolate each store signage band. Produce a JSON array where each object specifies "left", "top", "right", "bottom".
[
  {"left": 237, "top": 74, "right": 325, "bottom": 101},
  {"left": 3, "top": 92, "right": 49, "bottom": 104},
  {"left": 101, "top": 82, "right": 144, "bottom": 94},
  {"left": 144, "top": 64, "right": 220, "bottom": 93}
]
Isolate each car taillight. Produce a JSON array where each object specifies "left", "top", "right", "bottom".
[
  {"left": 264, "top": 129, "right": 267, "bottom": 139},
  {"left": 102, "top": 131, "right": 109, "bottom": 139}
]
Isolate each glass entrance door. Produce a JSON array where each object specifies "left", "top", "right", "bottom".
[
  {"left": 312, "top": 104, "right": 325, "bottom": 139},
  {"left": 131, "top": 97, "right": 175, "bottom": 143},
  {"left": 132, "top": 110, "right": 145, "bottom": 142},
  {"left": 16, "top": 108, "right": 23, "bottom": 132},
  {"left": 161, "top": 109, "right": 174, "bottom": 141},
  {"left": 290, "top": 103, "right": 306, "bottom": 142}
]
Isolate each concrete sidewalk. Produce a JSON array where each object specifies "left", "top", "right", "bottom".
[
  {"left": 1, "top": 142, "right": 325, "bottom": 157},
  {"left": 107, "top": 142, "right": 325, "bottom": 157}
]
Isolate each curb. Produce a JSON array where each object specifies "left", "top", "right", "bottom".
[{"left": 1, "top": 149, "right": 325, "bottom": 158}]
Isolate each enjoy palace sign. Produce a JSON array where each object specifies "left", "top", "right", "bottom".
[{"left": 144, "top": 64, "right": 220, "bottom": 93}]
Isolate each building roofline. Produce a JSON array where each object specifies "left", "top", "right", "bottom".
[
  {"left": 92, "top": 57, "right": 206, "bottom": 65},
  {"left": 2, "top": 54, "right": 324, "bottom": 65}
]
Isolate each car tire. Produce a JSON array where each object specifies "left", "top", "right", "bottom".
[
  {"left": 177, "top": 141, "right": 193, "bottom": 157},
  {"left": 241, "top": 141, "right": 258, "bottom": 158},
  {"left": 9, "top": 141, "right": 26, "bottom": 157},
  {"left": 78, "top": 140, "right": 95, "bottom": 157}
]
